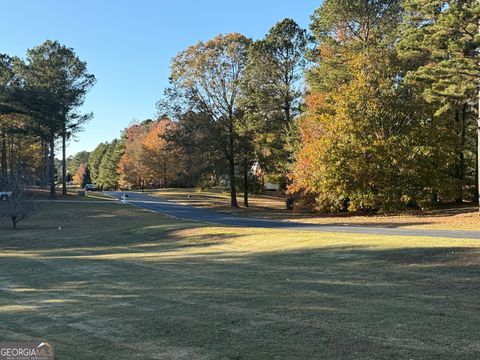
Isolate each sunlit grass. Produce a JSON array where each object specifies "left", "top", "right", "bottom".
[{"left": 0, "top": 305, "right": 38, "bottom": 313}]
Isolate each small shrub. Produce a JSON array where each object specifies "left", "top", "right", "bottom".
[{"left": 0, "top": 176, "right": 37, "bottom": 230}]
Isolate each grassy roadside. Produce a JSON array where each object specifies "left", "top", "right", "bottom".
[
  {"left": 0, "top": 201, "right": 479, "bottom": 359},
  {"left": 31, "top": 188, "right": 115, "bottom": 202},
  {"left": 149, "top": 188, "right": 480, "bottom": 231}
]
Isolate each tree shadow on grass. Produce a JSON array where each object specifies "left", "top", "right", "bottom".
[
  {"left": 0, "top": 242, "right": 479, "bottom": 359},
  {"left": 0, "top": 222, "right": 245, "bottom": 257},
  {"left": 1, "top": 200, "right": 479, "bottom": 359},
  {"left": 0, "top": 243, "right": 480, "bottom": 359}
]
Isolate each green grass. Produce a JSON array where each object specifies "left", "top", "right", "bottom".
[{"left": 0, "top": 202, "right": 479, "bottom": 359}]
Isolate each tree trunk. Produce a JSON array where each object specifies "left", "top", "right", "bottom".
[
  {"left": 1, "top": 131, "right": 6, "bottom": 179},
  {"left": 459, "top": 104, "right": 467, "bottom": 202},
  {"left": 454, "top": 109, "right": 464, "bottom": 203},
  {"left": 229, "top": 155, "right": 238, "bottom": 207},
  {"left": 9, "top": 133, "right": 14, "bottom": 176},
  {"left": 163, "top": 157, "right": 167, "bottom": 188},
  {"left": 283, "top": 101, "right": 295, "bottom": 210},
  {"left": 243, "top": 156, "right": 249, "bottom": 208},
  {"left": 284, "top": 101, "right": 291, "bottom": 128},
  {"left": 49, "top": 132, "right": 56, "bottom": 199},
  {"left": 228, "top": 116, "right": 238, "bottom": 208},
  {"left": 285, "top": 192, "right": 294, "bottom": 210},
  {"left": 41, "top": 139, "right": 47, "bottom": 187},
  {"left": 478, "top": 87, "right": 480, "bottom": 210},
  {"left": 62, "top": 129, "right": 67, "bottom": 195},
  {"left": 16, "top": 137, "right": 22, "bottom": 179},
  {"left": 12, "top": 216, "right": 17, "bottom": 230},
  {"left": 476, "top": 121, "right": 479, "bottom": 204}
]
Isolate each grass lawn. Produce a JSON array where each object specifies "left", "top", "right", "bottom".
[
  {"left": 0, "top": 201, "right": 479, "bottom": 359},
  {"left": 33, "top": 188, "right": 115, "bottom": 202},
  {"left": 150, "top": 188, "right": 480, "bottom": 231}
]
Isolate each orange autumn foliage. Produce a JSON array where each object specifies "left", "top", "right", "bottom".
[{"left": 118, "top": 118, "right": 185, "bottom": 189}]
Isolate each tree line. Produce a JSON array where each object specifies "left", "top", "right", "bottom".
[
  {"left": 79, "top": 18, "right": 308, "bottom": 208},
  {"left": 292, "top": 0, "right": 479, "bottom": 211},
  {"left": 0, "top": 40, "right": 95, "bottom": 198},
  {"left": 71, "top": 117, "right": 180, "bottom": 190},
  {"left": 71, "top": 0, "right": 480, "bottom": 212}
]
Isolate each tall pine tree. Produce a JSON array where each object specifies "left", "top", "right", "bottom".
[{"left": 398, "top": 0, "right": 480, "bottom": 204}]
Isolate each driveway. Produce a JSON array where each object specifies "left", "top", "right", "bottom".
[{"left": 105, "top": 191, "right": 480, "bottom": 239}]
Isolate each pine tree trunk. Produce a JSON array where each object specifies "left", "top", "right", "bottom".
[
  {"left": 243, "top": 156, "right": 249, "bottom": 208},
  {"left": 478, "top": 89, "right": 480, "bottom": 210},
  {"left": 9, "top": 134, "right": 14, "bottom": 176},
  {"left": 284, "top": 101, "right": 294, "bottom": 210},
  {"left": 229, "top": 155, "right": 238, "bottom": 207},
  {"left": 49, "top": 132, "right": 56, "bottom": 199},
  {"left": 1, "top": 131, "right": 7, "bottom": 179},
  {"left": 454, "top": 109, "right": 464, "bottom": 203},
  {"left": 62, "top": 130, "right": 67, "bottom": 195},
  {"left": 40, "top": 139, "right": 45, "bottom": 186},
  {"left": 459, "top": 104, "right": 467, "bottom": 202},
  {"left": 41, "top": 137, "right": 49, "bottom": 187},
  {"left": 16, "top": 137, "right": 22, "bottom": 179},
  {"left": 43, "top": 141, "right": 49, "bottom": 187},
  {"left": 163, "top": 156, "right": 167, "bottom": 188},
  {"left": 228, "top": 115, "right": 238, "bottom": 208},
  {"left": 477, "top": 13, "right": 480, "bottom": 210},
  {"left": 475, "top": 118, "right": 479, "bottom": 204}
]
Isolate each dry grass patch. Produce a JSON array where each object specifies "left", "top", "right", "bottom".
[{"left": 151, "top": 188, "right": 480, "bottom": 231}]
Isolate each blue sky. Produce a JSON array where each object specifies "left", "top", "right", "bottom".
[{"left": 3, "top": 0, "right": 320, "bottom": 156}]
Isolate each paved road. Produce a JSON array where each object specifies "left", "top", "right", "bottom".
[{"left": 105, "top": 191, "right": 480, "bottom": 239}]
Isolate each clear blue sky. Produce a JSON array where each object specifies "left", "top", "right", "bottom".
[{"left": 2, "top": 0, "right": 321, "bottom": 156}]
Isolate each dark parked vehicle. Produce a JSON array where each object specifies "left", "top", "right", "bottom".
[
  {"left": 0, "top": 191, "right": 12, "bottom": 200},
  {"left": 84, "top": 184, "right": 98, "bottom": 191}
]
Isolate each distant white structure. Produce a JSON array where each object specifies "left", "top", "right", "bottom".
[{"left": 251, "top": 162, "right": 279, "bottom": 191}]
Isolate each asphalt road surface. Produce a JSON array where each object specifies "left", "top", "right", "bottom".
[{"left": 105, "top": 191, "right": 480, "bottom": 239}]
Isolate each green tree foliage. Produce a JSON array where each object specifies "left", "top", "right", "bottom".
[
  {"left": 0, "top": 55, "right": 37, "bottom": 180},
  {"left": 67, "top": 151, "right": 90, "bottom": 176},
  {"left": 168, "top": 33, "right": 252, "bottom": 207},
  {"left": 290, "top": 0, "right": 458, "bottom": 212},
  {"left": 88, "top": 142, "right": 109, "bottom": 185},
  {"left": 19, "top": 40, "right": 95, "bottom": 197},
  {"left": 1, "top": 54, "right": 59, "bottom": 186},
  {"left": 242, "top": 19, "right": 309, "bottom": 188},
  {"left": 398, "top": 0, "right": 480, "bottom": 202},
  {"left": 399, "top": 0, "right": 478, "bottom": 103},
  {"left": 0, "top": 55, "right": 15, "bottom": 118},
  {"left": 164, "top": 111, "right": 225, "bottom": 188},
  {"left": 97, "top": 140, "right": 124, "bottom": 190}
]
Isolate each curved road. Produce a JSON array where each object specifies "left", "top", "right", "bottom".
[{"left": 105, "top": 191, "right": 480, "bottom": 239}]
